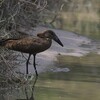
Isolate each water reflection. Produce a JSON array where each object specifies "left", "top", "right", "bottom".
[
  {"left": 0, "top": 73, "right": 38, "bottom": 100},
  {"left": 16, "top": 74, "right": 38, "bottom": 100},
  {"left": 29, "top": 75, "right": 38, "bottom": 100}
]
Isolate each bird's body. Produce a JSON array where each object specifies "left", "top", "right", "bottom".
[
  {"left": 1, "top": 36, "right": 52, "bottom": 54},
  {"left": 0, "top": 30, "right": 63, "bottom": 75}
]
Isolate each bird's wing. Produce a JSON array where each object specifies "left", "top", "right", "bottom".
[{"left": 0, "top": 36, "right": 51, "bottom": 54}]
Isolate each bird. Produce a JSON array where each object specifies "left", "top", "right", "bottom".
[{"left": 0, "top": 30, "right": 63, "bottom": 77}]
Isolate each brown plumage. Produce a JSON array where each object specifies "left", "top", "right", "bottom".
[{"left": 0, "top": 30, "right": 63, "bottom": 76}]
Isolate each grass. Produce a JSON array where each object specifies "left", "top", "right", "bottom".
[{"left": 52, "top": 0, "right": 100, "bottom": 39}]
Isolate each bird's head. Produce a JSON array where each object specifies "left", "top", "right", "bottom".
[{"left": 37, "top": 30, "right": 63, "bottom": 47}]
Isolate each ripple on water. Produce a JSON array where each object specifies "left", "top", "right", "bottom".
[{"left": 50, "top": 67, "right": 70, "bottom": 73}]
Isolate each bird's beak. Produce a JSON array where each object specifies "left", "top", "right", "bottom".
[{"left": 53, "top": 34, "right": 63, "bottom": 47}]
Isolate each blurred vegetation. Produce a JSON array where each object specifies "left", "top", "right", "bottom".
[
  {"left": 0, "top": 0, "right": 65, "bottom": 34},
  {"left": 53, "top": 0, "right": 100, "bottom": 39}
]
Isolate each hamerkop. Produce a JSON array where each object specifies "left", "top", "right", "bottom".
[{"left": 0, "top": 30, "right": 63, "bottom": 76}]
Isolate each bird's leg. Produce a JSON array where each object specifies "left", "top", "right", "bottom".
[
  {"left": 21, "top": 53, "right": 31, "bottom": 64},
  {"left": 33, "top": 54, "right": 38, "bottom": 76},
  {"left": 26, "top": 54, "right": 31, "bottom": 75},
  {"left": 29, "top": 54, "right": 38, "bottom": 99}
]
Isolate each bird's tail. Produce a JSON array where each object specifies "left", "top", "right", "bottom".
[
  {"left": 0, "top": 38, "right": 19, "bottom": 46},
  {"left": 0, "top": 39, "right": 8, "bottom": 46},
  {"left": 0, "top": 38, "right": 14, "bottom": 46}
]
